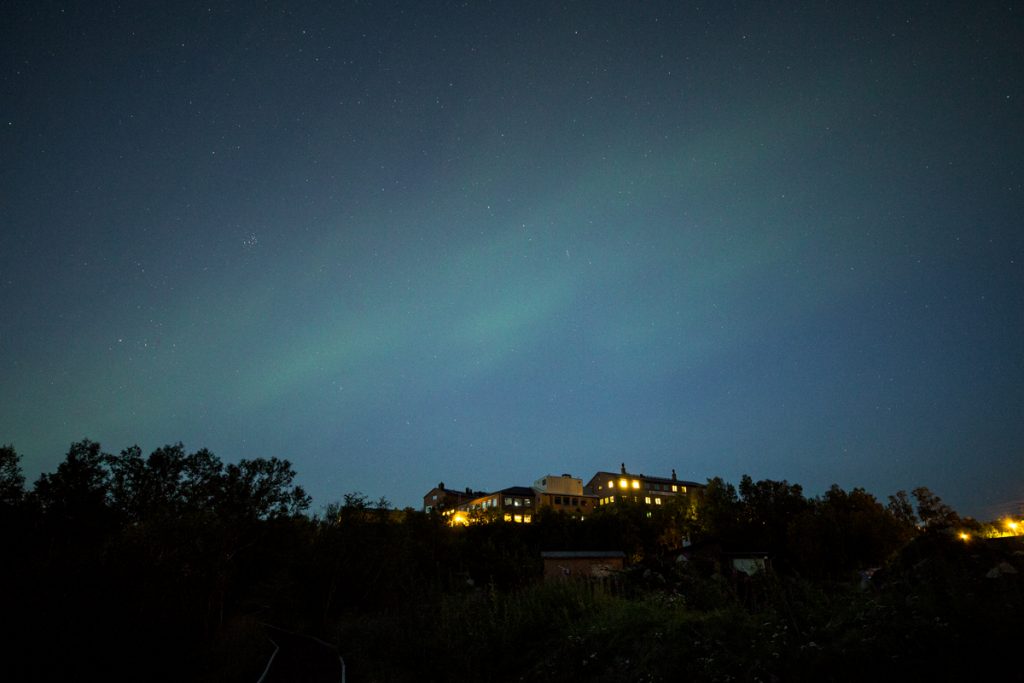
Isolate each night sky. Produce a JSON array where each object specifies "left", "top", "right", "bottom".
[{"left": 3, "top": 2, "right": 1022, "bottom": 517}]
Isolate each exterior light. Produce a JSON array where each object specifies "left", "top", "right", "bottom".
[{"left": 958, "top": 532, "right": 970, "bottom": 541}]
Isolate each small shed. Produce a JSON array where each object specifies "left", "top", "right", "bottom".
[{"left": 541, "top": 551, "right": 626, "bottom": 580}]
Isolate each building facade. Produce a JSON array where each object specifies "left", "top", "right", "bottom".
[
  {"left": 541, "top": 551, "right": 626, "bottom": 580},
  {"left": 425, "top": 464, "right": 704, "bottom": 525},
  {"left": 533, "top": 473, "right": 598, "bottom": 517},
  {"left": 455, "top": 486, "right": 537, "bottom": 524},
  {"left": 423, "top": 482, "right": 487, "bottom": 514},
  {"left": 584, "top": 463, "right": 703, "bottom": 508}
]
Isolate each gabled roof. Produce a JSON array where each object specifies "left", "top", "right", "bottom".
[
  {"left": 496, "top": 486, "right": 536, "bottom": 496},
  {"left": 541, "top": 551, "right": 626, "bottom": 559},
  {"left": 587, "top": 471, "right": 704, "bottom": 488},
  {"left": 425, "top": 485, "right": 487, "bottom": 497}
]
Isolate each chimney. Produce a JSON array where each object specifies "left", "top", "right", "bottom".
[
  {"left": 438, "top": 482, "right": 445, "bottom": 490},
  {"left": 620, "top": 462, "right": 626, "bottom": 474},
  {"left": 671, "top": 469, "right": 677, "bottom": 481}
]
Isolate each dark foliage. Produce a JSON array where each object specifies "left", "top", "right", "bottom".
[
  {"left": 3, "top": 446, "right": 1016, "bottom": 682},
  {"left": 1, "top": 440, "right": 310, "bottom": 682}
]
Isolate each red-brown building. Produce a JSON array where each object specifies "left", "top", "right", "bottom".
[{"left": 422, "top": 482, "right": 486, "bottom": 514}]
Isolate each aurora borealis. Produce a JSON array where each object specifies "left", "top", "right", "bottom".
[{"left": 3, "top": 2, "right": 1022, "bottom": 516}]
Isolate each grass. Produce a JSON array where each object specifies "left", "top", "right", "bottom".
[{"left": 327, "top": 536, "right": 1024, "bottom": 682}]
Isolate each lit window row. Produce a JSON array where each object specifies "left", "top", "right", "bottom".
[
  {"left": 598, "top": 495, "right": 664, "bottom": 506},
  {"left": 603, "top": 478, "right": 684, "bottom": 493},
  {"left": 503, "top": 513, "right": 532, "bottom": 523}
]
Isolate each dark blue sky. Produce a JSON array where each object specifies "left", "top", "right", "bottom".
[{"left": 3, "top": 1, "right": 1022, "bottom": 517}]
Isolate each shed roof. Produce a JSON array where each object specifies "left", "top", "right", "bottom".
[{"left": 541, "top": 551, "right": 626, "bottom": 559}]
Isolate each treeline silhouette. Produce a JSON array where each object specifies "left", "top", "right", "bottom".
[{"left": 0, "top": 441, "right": 1020, "bottom": 682}]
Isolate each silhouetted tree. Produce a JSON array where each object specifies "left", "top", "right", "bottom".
[
  {"left": 693, "top": 476, "right": 742, "bottom": 541},
  {"left": 911, "top": 486, "right": 959, "bottom": 531},
  {"left": 654, "top": 490, "right": 700, "bottom": 551},
  {"left": 0, "top": 443, "right": 25, "bottom": 507},
  {"left": 220, "top": 456, "right": 311, "bottom": 520},
  {"left": 33, "top": 439, "right": 115, "bottom": 529},
  {"left": 886, "top": 490, "right": 918, "bottom": 530},
  {"left": 737, "top": 475, "right": 809, "bottom": 558},
  {"left": 789, "top": 485, "right": 909, "bottom": 578}
]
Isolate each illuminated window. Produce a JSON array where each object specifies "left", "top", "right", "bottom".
[
  {"left": 505, "top": 497, "right": 512, "bottom": 506},
  {"left": 632, "top": 480, "right": 640, "bottom": 489},
  {"left": 524, "top": 515, "right": 532, "bottom": 523},
  {"left": 681, "top": 486, "right": 687, "bottom": 493},
  {"left": 644, "top": 497, "right": 651, "bottom": 504},
  {"left": 610, "top": 495, "right": 615, "bottom": 503},
  {"left": 608, "top": 479, "right": 614, "bottom": 488},
  {"left": 525, "top": 498, "right": 531, "bottom": 506},
  {"left": 619, "top": 479, "right": 628, "bottom": 489},
  {"left": 672, "top": 485, "right": 678, "bottom": 492},
  {"left": 514, "top": 515, "right": 523, "bottom": 523},
  {"left": 504, "top": 514, "right": 512, "bottom": 522},
  {"left": 514, "top": 498, "right": 522, "bottom": 507},
  {"left": 655, "top": 497, "right": 662, "bottom": 505}
]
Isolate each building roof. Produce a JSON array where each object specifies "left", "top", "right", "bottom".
[
  {"left": 424, "top": 485, "right": 487, "bottom": 498},
  {"left": 587, "top": 470, "right": 704, "bottom": 488},
  {"left": 541, "top": 551, "right": 626, "bottom": 559},
  {"left": 497, "top": 486, "right": 536, "bottom": 496}
]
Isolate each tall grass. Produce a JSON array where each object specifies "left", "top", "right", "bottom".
[{"left": 332, "top": 536, "right": 1024, "bottom": 682}]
